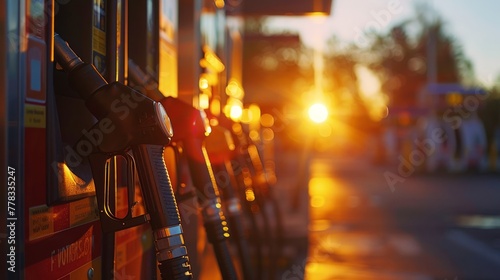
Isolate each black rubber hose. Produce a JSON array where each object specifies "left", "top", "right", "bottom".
[
  {"left": 212, "top": 162, "right": 255, "bottom": 280},
  {"left": 239, "top": 152, "right": 274, "bottom": 280},
  {"left": 232, "top": 163, "right": 263, "bottom": 280},
  {"left": 204, "top": 218, "right": 239, "bottom": 280},
  {"left": 268, "top": 191, "right": 284, "bottom": 279},
  {"left": 244, "top": 142, "right": 283, "bottom": 280},
  {"left": 256, "top": 193, "right": 274, "bottom": 280},
  {"left": 228, "top": 213, "right": 255, "bottom": 280},
  {"left": 183, "top": 138, "right": 238, "bottom": 280},
  {"left": 158, "top": 255, "right": 193, "bottom": 280}
]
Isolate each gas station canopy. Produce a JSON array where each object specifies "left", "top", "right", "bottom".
[
  {"left": 227, "top": 0, "right": 334, "bottom": 16},
  {"left": 424, "top": 83, "right": 487, "bottom": 95}
]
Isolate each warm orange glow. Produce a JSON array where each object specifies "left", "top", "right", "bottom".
[
  {"left": 214, "top": 0, "right": 225, "bottom": 9},
  {"left": 447, "top": 92, "right": 463, "bottom": 106},
  {"left": 262, "top": 128, "right": 274, "bottom": 141},
  {"left": 209, "top": 117, "right": 219, "bottom": 127},
  {"left": 260, "top": 113, "right": 275, "bottom": 127},
  {"left": 249, "top": 130, "right": 260, "bottom": 142},
  {"left": 226, "top": 79, "right": 244, "bottom": 99},
  {"left": 230, "top": 106, "right": 243, "bottom": 120},
  {"left": 199, "top": 93, "right": 210, "bottom": 109},
  {"left": 354, "top": 65, "right": 390, "bottom": 121},
  {"left": 245, "top": 189, "right": 255, "bottom": 202},
  {"left": 309, "top": 177, "right": 343, "bottom": 212},
  {"left": 201, "top": 46, "right": 225, "bottom": 73},
  {"left": 356, "top": 65, "right": 381, "bottom": 98},
  {"left": 240, "top": 108, "right": 251, "bottom": 124},
  {"left": 399, "top": 112, "right": 411, "bottom": 126},
  {"left": 232, "top": 123, "right": 242, "bottom": 134},
  {"left": 308, "top": 103, "right": 328, "bottom": 123},
  {"left": 310, "top": 195, "right": 325, "bottom": 208},
  {"left": 223, "top": 98, "right": 243, "bottom": 121},
  {"left": 210, "top": 98, "right": 221, "bottom": 116},
  {"left": 229, "top": 102, "right": 243, "bottom": 120},
  {"left": 248, "top": 104, "right": 261, "bottom": 125},
  {"left": 381, "top": 106, "right": 389, "bottom": 119},
  {"left": 199, "top": 75, "right": 209, "bottom": 90},
  {"left": 305, "top": 12, "right": 328, "bottom": 17},
  {"left": 318, "top": 123, "right": 332, "bottom": 137},
  {"left": 57, "top": 163, "right": 87, "bottom": 189}
]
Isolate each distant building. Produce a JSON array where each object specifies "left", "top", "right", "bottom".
[
  {"left": 382, "top": 83, "right": 490, "bottom": 172},
  {"left": 242, "top": 34, "right": 311, "bottom": 109}
]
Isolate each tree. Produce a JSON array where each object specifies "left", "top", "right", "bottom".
[{"left": 364, "top": 4, "right": 472, "bottom": 108}]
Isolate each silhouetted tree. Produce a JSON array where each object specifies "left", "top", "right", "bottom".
[{"left": 365, "top": 4, "right": 472, "bottom": 108}]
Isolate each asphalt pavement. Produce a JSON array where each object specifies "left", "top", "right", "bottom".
[
  {"left": 278, "top": 153, "right": 500, "bottom": 280},
  {"left": 197, "top": 148, "right": 500, "bottom": 280}
]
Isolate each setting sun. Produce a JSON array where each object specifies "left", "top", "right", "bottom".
[{"left": 308, "top": 103, "right": 329, "bottom": 124}]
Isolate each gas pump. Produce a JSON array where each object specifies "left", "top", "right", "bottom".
[
  {"left": 2, "top": 1, "right": 280, "bottom": 279},
  {"left": 53, "top": 34, "right": 193, "bottom": 279},
  {"left": 50, "top": 1, "right": 185, "bottom": 278},
  {"left": 1, "top": 1, "right": 113, "bottom": 279},
  {"left": 1, "top": 0, "right": 196, "bottom": 279}
]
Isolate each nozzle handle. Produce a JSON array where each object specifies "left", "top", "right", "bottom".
[{"left": 133, "top": 144, "right": 193, "bottom": 280}]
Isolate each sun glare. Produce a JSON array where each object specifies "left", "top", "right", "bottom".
[
  {"left": 308, "top": 103, "right": 329, "bottom": 124},
  {"left": 355, "top": 65, "right": 381, "bottom": 98}
]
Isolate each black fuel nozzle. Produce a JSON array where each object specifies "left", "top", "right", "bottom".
[
  {"left": 54, "top": 33, "right": 108, "bottom": 102},
  {"left": 53, "top": 33, "right": 85, "bottom": 71},
  {"left": 54, "top": 34, "right": 192, "bottom": 280},
  {"left": 163, "top": 98, "right": 238, "bottom": 280},
  {"left": 128, "top": 58, "right": 165, "bottom": 102},
  {"left": 128, "top": 59, "right": 239, "bottom": 280}
]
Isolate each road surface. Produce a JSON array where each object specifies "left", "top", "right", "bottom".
[{"left": 300, "top": 155, "right": 500, "bottom": 280}]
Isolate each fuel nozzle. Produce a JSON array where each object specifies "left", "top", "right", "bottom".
[
  {"left": 54, "top": 34, "right": 191, "bottom": 279},
  {"left": 128, "top": 59, "right": 165, "bottom": 102},
  {"left": 54, "top": 33, "right": 84, "bottom": 71},
  {"left": 53, "top": 33, "right": 107, "bottom": 102}
]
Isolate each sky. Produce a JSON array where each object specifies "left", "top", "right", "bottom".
[{"left": 266, "top": 0, "right": 500, "bottom": 87}]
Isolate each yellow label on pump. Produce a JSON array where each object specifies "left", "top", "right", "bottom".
[
  {"left": 69, "top": 197, "right": 99, "bottom": 227},
  {"left": 92, "top": 28, "right": 106, "bottom": 55},
  {"left": 29, "top": 205, "right": 54, "bottom": 240},
  {"left": 158, "top": 0, "right": 178, "bottom": 97},
  {"left": 25, "top": 104, "right": 46, "bottom": 128},
  {"left": 92, "top": 0, "right": 106, "bottom": 74}
]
